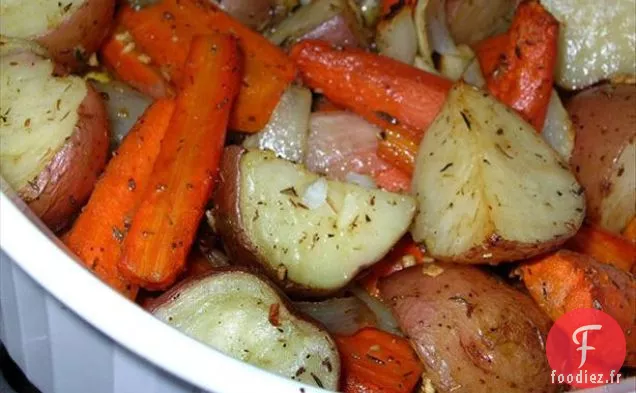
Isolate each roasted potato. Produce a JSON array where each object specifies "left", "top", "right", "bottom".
[
  {"left": 411, "top": 83, "right": 585, "bottom": 264},
  {"left": 267, "top": 0, "right": 370, "bottom": 49},
  {"left": 214, "top": 147, "right": 416, "bottom": 296},
  {"left": 0, "top": 0, "right": 115, "bottom": 70},
  {"left": 0, "top": 50, "right": 109, "bottom": 231},
  {"left": 540, "top": 0, "right": 636, "bottom": 89},
  {"left": 379, "top": 264, "right": 556, "bottom": 393},
  {"left": 150, "top": 268, "right": 341, "bottom": 390},
  {"left": 568, "top": 84, "right": 636, "bottom": 234}
]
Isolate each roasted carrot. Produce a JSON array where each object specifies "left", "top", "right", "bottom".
[
  {"left": 359, "top": 236, "right": 425, "bottom": 297},
  {"left": 335, "top": 327, "right": 423, "bottom": 393},
  {"left": 64, "top": 99, "right": 176, "bottom": 299},
  {"left": 376, "top": 127, "right": 421, "bottom": 176},
  {"left": 475, "top": 1, "right": 558, "bottom": 131},
  {"left": 373, "top": 167, "right": 411, "bottom": 193},
  {"left": 624, "top": 216, "right": 636, "bottom": 245},
  {"left": 117, "top": 0, "right": 296, "bottom": 132},
  {"left": 100, "top": 29, "right": 173, "bottom": 99},
  {"left": 120, "top": 34, "right": 241, "bottom": 290},
  {"left": 520, "top": 250, "right": 636, "bottom": 366},
  {"left": 290, "top": 39, "right": 452, "bottom": 135},
  {"left": 566, "top": 224, "right": 636, "bottom": 272}
]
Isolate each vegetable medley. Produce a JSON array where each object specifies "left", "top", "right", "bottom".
[{"left": 0, "top": 0, "right": 635, "bottom": 391}]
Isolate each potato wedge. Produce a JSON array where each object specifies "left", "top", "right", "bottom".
[
  {"left": 568, "top": 84, "right": 636, "bottom": 234},
  {"left": 379, "top": 264, "right": 556, "bottom": 393},
  {"left": 0, "top": 51, "right": 109, "bottom": 231},
  {"left": 411, "top": 83, "right": 585, "bottom": 263},
  {"left": 540, "top": 0, "right": 636, "bottom": 90},
  {"left": 0, "top": 0, "right": 115, "bottom": 70},
  {"left": 214, "top": 147, "right": 416, "bottom": 295},
  {"left": 150, "top": 269, "right": 340, "bottom": 389}
]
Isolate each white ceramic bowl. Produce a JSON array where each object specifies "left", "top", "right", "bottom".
[{"left": 1, "top": 182, "right": 634, "bottom": 393}]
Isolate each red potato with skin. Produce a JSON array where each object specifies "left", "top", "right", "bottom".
[
  {"left": 0, "top": 49, "right": 109, "bottom": 232},
  {"left": 379, "top": 264, "right": 556, "bottom": 393},
  {"left": 568, "top": 84, "right": 636, "bottom": 234},
  {"left": 0, "top": 0, "right": 116, "bottom": 70}
]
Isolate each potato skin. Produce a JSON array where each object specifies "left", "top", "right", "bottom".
[
  {"left": 19, "top": 84, "right": 109, "bottom": 232},
  {"left": 568, "top": 84, "right": 636, "bottom": 232},
  {"left": 36, "top": 0, "right": 116, "bottom": 70},
  {"left": 379, "top": 265, "right": 556, "bottom": 393}
]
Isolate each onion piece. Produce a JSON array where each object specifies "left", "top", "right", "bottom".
[
  {"left": 425, "top": 0, "right": 458, "bottom": 55},
  {"left": 413, "top": 0, "right": 435, "bottom": 69},
  {"left": 345, "top": 172, "right": 377, "bottom": 189},
  {"left": 376, "top": 5, "right": 418, "bottom": 65},
  {"left": 243, "top": 86, "right": 311, "bottom": 163},
  {"left": 351, "top": 285, "right": 403, "bottom": 336},
  {"left": 91, "top": 79, "right": 152, "bottom": 149},
  {"left": 266, "top": 0, "right": 369, "bottom": 48},
  {"left": 438, "top": 44, "right": 474, "bottom": 81},
  {"left": 445, "top": 0, "right": 518, "bottom": 45},
  {"left": 305, "top": 111, "right": 389, "bottom": 179},
  {"left": 356, "top": 0, "right": 382, "bottom": 27},
  {"left": 294, "top": 296, "right": 378, "bottom": 336},
  {"left": 541, "top": 89, "right": 575, "bottom": 161},
  {"left": 301, "top": 177, "right": 328, "bottom": 209},
  {"left": 461, "top": 57, "right": 486, "bottom": 88}
]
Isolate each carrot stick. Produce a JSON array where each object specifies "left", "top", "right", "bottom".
[
  {"left": 475, "top": 1, "right": 558, "bottom": 131},
  {"left": 520, "top": 250, "right": 636, "bottom": 366},
  {"left": 358, "top": 236, "right": 424, "bottom": 297},
  {"left": 117, "top": 0, "right": 295, "bottom": 132},
  {"left": 120, "top": 34, "right": 241, "bottom": 290},
  {"left": 290, "top": 39, "right": 452, "bottom": 135},
  {"left": 376, "top": 127, "right": 421, "bottom": 176},
  {"left": 100, "top": 29, "right": 173, "bottom": 99},
  {"left": 623, "top": 216, "right": 636, "bottom": 245},
  {"left": 63, "top": 99, "right": 176, "bottom": 299},
  {"left": 335, "top": 327, "right": 423, "bottom": 393},
  {"left": 566, "top": 224, "right": 636, "bottom": 272}
]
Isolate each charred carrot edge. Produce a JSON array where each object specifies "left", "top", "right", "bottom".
[
  {"left": 336, "top": 327, "right": 423, "bottom": 393},
  {"left": 623, "top": 216, "right": 636, "bottom": 245},
  {"left": 117, "top": 0, "right": 296, "bottom": 132},
  {"left": 63, "top": 99, "right": 176, "bottom": 299},
  {"left": 100, "top": 28, "right": 173, "bottom": 99},
  {"left": 290, "top": 39, "right": 452, "bottom": 135},
  {"left": 376, "top": 127, "right": 421, "bottom": 176},
  {"left": 566, "top": 224, "right": 636, "bottom": 272},
  {"left": 119, "top": 34, "right": 241, "bottom": 290},
  {"left": 520, "top": 250, "right": 636, "bottom": 365},
  {"left": 373, "top": 167, "right": 412, "bottom": 193},
  {"left": 475, "top": 1, "right": 559, "bottom": 131},
  {"left": 358, "top": 236, "right": 424, "bottom": 298}
]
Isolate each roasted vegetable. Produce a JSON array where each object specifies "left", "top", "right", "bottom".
[
  {"left": 0, "top": 48, "right": 109, "bottom": 231},
  {"left": 380, "top": 264, "right": 556, "bottom": 393},
  {"left": 0, "top": 0, "right": 115, "bottom": 70},
  {"left": 566, "top": 224, "right": 636, "bottom": 273},
  {"left": 520, "top": 250, "right": 636, "bottom": 366},
  {"left": 540, "top": 0, "right": 636, "bottom": 89},
  {"left": 411, "top": 83, "right": 585, "bottom": 263},
  {"left": 150, "top": 269, "right": 341, "bottom": 390},
  {"left": 214, "top": 147, "right": 416, "bottom": 295},
  {"left": 445, "top": 0, "right": 519, "bottom": 45},
  {"left": 568, "top": 84, "right": 636, "bottom": 234}
]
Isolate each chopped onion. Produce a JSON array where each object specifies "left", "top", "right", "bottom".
[
  {"left": 91, "top": 80, "right": 152, "bottom": 149},
  {"left": 426, "top": 0, "right": 459, "bottom": 55},
  {"left": 305, "top": 111, "right": 389, "bottom": 180},
  {"left": 351, "top": 285, "right": 403, "bottom": 336},
  {"left": 243, "top": 86, "right": 311, "bottom": 163},
  {"left": 413, "top": 0, "right": 436, "bottom": 69},
  {"left": 345, "top": 172, "right": 377, "bottom": 189},
  {"left": 461, "top": 57, "right": 486, "bottom": 88},
  {"left": 445, "top": 0, "right": 518, "bottom": 45},
  {"left": 541, "top": 89, "right": 575, "bottom": 161},
  {"left": 376, "top": 6, "right": 418, "bottom": 65},
  {"left": 301, "top": 177, "right": 328, "bottom": 209},
  {"left": 438, "top": 44, "right": 475, "bottom": 81},
  {"left": 356, "top": 0, "right": 382, "bottom": 27},
  {"left": 294, "top": 296, "right": 378, "bottom": 336}
]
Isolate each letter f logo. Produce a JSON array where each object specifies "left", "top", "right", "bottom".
[{"left": 572, "top": 324, "right": 602, "bottom": 368}]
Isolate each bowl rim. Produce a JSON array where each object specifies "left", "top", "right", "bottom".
[{"left": 0, "top": 183, "right": 325, "bottom": 393}]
